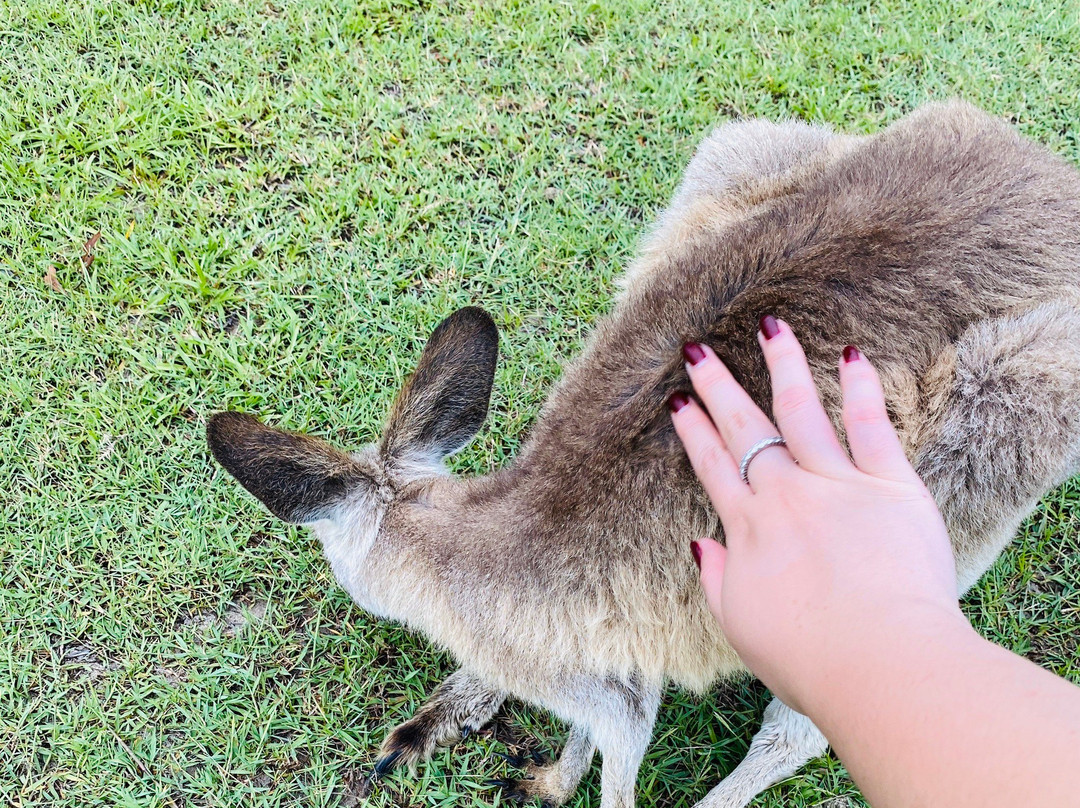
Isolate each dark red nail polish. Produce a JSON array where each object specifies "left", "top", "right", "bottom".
[
  {"left": 668, "top": 392, "right": 691, "bottom": 413},
  {"left": 690, "top": 540, "right": 702, "bottom": 570},
  {"left": 759, "top": 315, "right": 780, "bottom": 340},
  {"left": 843, "top": 345, "right": 861, "bottom": 363},
  {"left": 682, "top": 342, "right": 706, "bottom": 365}
]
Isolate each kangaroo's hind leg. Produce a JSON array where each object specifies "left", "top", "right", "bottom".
[
  {"left": 621, "top": 118, "right": 858, "bottom": 296},
  {"left": 665, "top": 117, "right": 854, "bottom": 215},
  {"left": 491, "top": 672, "right": 661, "bottom": 808},
  {"left": 914, "top": 300, "right": 1080, "bottom": 592},
  {"left": 691, "top": 698, "right": 827, "bottom": 808},
  {"left": 373, "top": 668, "right": 505, "bottom": 776}
]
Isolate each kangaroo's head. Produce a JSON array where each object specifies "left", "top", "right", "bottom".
[{"left": 206, "top": 306, "right": 499, "bottom": 613}]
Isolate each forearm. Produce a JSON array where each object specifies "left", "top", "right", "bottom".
[{"left": 802, "top": 609, "right": 1080, "bottom": 807}]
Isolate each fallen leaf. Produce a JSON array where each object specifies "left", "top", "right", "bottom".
[
  {"left": 44, "top": 265, "right": 64, "bottom": 293},
  {"left": 82, "top": 230, "right": 102, "bottom": 268}
]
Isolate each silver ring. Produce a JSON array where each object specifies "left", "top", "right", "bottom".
[{"left": 739, "top": 436, "right": 788, "bottom": 485}]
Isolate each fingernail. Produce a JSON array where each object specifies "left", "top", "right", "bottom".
[
  {"left": 668, "top": 392, "right": 691, "bottom": 413},
  {"left": 842, "top": 345, "right": 861, "bottom": 363},
  {"left": 682, "top": 342, "right": 706, "bottom": 365},
  {"left": 690, "top": 540, "right": 702, "bottom": 570},
  {"left": 759, "top": 315, "right": 780, "bottom": 340}
]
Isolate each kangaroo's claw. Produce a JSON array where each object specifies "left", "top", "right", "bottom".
[
  {"left": 370, "top": 748, "right": 403, "bottom": 778},
  {"left": 493, "top": 751, "right": 527, "bottom": 767},
  {"left": 493, "top": 749, "right": 549, "bottom": 769}
]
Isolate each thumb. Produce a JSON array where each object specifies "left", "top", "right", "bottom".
[{"left": 694, "top": 538, "right": 727, "bottom": 623}]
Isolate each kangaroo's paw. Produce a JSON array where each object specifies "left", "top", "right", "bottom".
[
  {"left": 371, "top": 670, "right": 505, "bottom": 778},
  {"left": 372, "top": 709, "right": 483, "bottom": 776},
  {"left": 484, "top": 754, "right": 564, "bottom": 808},
  {"left": 485, "top": 728, "right": 593, "bottom": 807}
]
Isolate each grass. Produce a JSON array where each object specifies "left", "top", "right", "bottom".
[{"left": 2, "top": 0, "right": 1079, "bottom": 805}]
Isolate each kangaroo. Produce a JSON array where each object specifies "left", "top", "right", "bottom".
[{"left": 206, "top": 100, "right": 1080, "bottom": 808}]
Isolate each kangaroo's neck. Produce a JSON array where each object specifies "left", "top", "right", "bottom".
[
  {"left": 345, "top": 467, "right": 566, "bottom": 678},
  {"left": 354, "top": 466, "right": 529, "bottom": 612},
  {"left": 351, "top": 446, "right": 717, "bottom": 687}
]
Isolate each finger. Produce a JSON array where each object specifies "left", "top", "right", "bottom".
[
  {"left": 839, "top": 346, "right": 915, "bottom": 479},
  {"left": 669, "top": 393, "right": 750, "bottom": 519},
  {"left": 757, "top": 317, "right": 851, "bottom": 474},
  {"left": 694, "top": 538, "right": 727, "bottom": 626},
  {"left": 683, "top": 342, "right": 796, "bottom": 488}
]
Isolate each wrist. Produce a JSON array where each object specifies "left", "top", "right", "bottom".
[
  {"left": 785, "top": 606, "right": 1080, "bottom": 808},
  {"left": 789, "top": 600, "right": 978, "bottom": 721}
]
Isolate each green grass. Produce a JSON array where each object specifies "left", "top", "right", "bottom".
[{"left": 2, "top": 0, "right": 1079, "bottom": 805}]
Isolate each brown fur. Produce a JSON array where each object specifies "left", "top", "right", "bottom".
[{"left": 207, "top": 101, "right": 1080, "bottom": 808}]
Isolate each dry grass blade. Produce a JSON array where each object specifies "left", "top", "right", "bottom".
[
  {"left": 81, "top": 230, "right": 102, "bottom": 268},
  {"left": 44, "top": 264, "right": 63, "bottom": 292}
]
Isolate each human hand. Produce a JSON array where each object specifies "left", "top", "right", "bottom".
[{"left": 669, "top": 317, "right": 968, "bottom": 713}]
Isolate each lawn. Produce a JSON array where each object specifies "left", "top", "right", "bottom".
[{"left": 2, "top": 0, "right": 1079, "bottom": 806}]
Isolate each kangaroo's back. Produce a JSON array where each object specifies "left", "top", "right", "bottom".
[
  {"left": 522, "top": 101, "right": 1080, "bottom": 490},
  {"left": 483, "top": 101, "right": 1080, "bottom": 687}
]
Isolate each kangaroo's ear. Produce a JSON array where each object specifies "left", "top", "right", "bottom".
[
  {"left": 381, "top": 306, "right": 499, "bottom": 463},
  {"left": 207, "top": 412, "right": 365, "bottom": 524}
]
